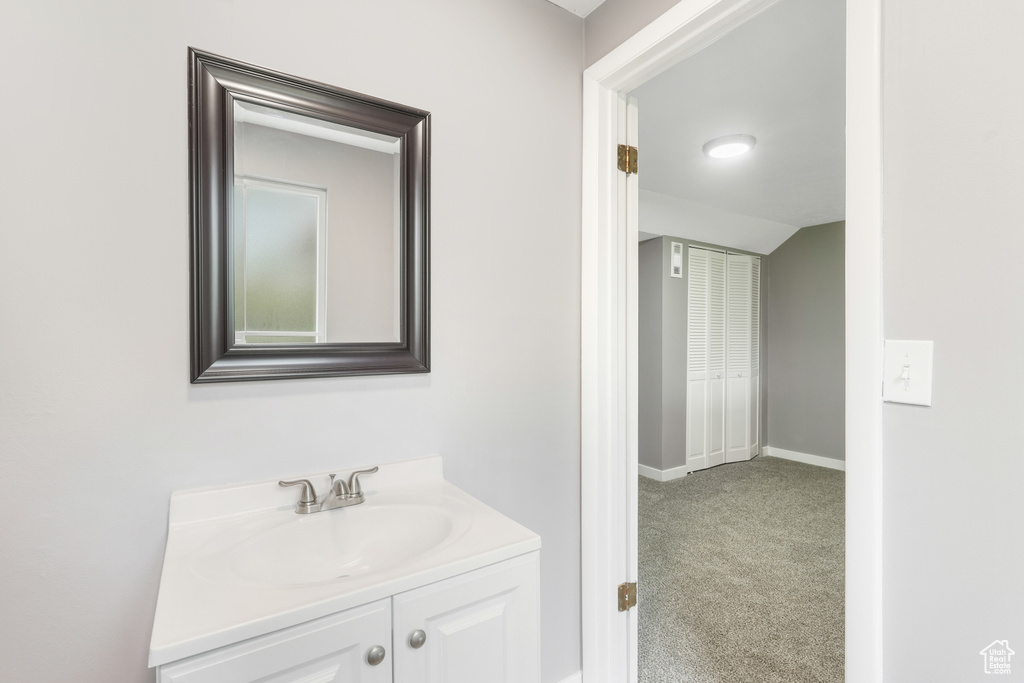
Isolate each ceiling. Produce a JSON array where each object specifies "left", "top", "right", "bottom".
[
  {"left": 630, "top": 0, "right": 846, "bottom": 252},
  {"left": 546, "top": 0, "right": 606, "bottom": 18}
]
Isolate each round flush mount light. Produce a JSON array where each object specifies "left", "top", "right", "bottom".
[{"left": 702, "top": 133, "right": 757, "bottom": 159}]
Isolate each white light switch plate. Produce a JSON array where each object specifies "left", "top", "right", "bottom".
[{"left": 883, "top": 340, "right": 934, "bottom": 406}]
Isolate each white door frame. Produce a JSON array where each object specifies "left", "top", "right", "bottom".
[{"left": 580, "top": 0, "right": 884, "bottom": 681}]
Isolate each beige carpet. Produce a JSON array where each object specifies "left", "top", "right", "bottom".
[{"left": 638, "top": 456, "right": 845, "bottom": 683}]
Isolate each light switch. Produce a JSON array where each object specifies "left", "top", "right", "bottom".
[{"left": 883, "top": 340, "right": 934, "bottom": 406}]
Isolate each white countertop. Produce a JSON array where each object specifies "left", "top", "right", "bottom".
[{"left": 149, "top": 455, "right": 541, "bottom": 667}]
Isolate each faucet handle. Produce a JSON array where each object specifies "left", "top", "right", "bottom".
[
  {"left": 279, "top": 479, "right": 318, "bottom": 513},
  {"left": 347, "top": 466, "right": 379, "bottom": 497}
]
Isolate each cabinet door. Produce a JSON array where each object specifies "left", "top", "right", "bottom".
[
  {"left": 392, "top": 552, "right": 540, "bottom": 683},
  {"left": 157, "top": 599, "right": 392, "bottom": 683}
]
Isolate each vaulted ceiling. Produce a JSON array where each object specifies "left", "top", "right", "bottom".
[{"left": 628, "top": 0, "right": 846, "bottom": 252}]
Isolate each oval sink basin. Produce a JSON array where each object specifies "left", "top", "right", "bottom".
[{"left": 196, "top": 503, "right": 457, "bottom": 587}]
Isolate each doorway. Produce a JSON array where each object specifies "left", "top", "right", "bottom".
[
  {"left": 632, "top": 2, "right": 846, "bottom": 673},
  {"left": 580, "top": 1, "right": 883, "bottom": 682}
]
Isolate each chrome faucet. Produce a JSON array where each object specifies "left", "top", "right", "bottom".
[{"left": 279, "top": 466, "right": 379, "bottom": 514}]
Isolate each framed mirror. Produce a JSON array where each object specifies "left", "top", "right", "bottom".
[{"left": 188, "top": 48, "right": 429, "bottom": 382}]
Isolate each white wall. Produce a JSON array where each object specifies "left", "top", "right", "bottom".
[
  {"left": 882, "top": 0, "right": 1024, "bottom": 678},
  {"left": 0, "top": 1, "right": 583, "bottom": 681}
]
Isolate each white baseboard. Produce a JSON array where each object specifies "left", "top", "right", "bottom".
[
  {"left": 554, "top": 672, "right": 582, "bottom": 683},
  {"left": 762, "top": 446, "right": 846, "bottom": 471},
  {"left": 638, "top": 463, "right": 688, "bottom": 481}
]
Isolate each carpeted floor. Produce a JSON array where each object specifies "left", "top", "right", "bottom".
[{"left": 638, "top": 456, "right": 845, "bottom": 683}]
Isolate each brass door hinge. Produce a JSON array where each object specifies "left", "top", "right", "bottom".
[
  {"left": 618, "top": 581, "right": 637, "bottom": 611},
  {"left": 617, "top": 144, "right": 638, "bottom": 175}
]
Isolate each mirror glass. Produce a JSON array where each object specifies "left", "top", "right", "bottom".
[{"left": 233, "top": 102, "right": 401, "bottom": 344}]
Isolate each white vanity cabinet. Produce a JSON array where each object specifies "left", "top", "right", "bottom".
[
  {"left": 393, "top": 552, "right": 540, "bottom": 683},
  {"left": 156, "top": 552, "right": 539, "bottom": 683},
  {"left": 156, "top": 599, "right": 393, "bottom": 683},
  {"left": 150, "top": 458, "right": 543, "bottom": 683}
]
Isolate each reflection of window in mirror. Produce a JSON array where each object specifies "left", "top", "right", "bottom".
[
  {"left": 233, "top": 101, "right": 402, "bottom": 345},
  {"left": 233, "top": 178, "right": 327, "bottom": 344}
]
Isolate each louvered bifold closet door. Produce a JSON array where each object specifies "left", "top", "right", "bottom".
[
  {"left": 725, "top": 254, "right": 753, "bottom": 463},
  {"left": 686, "top": 248, "right": 710, "bottom": 472},
  {"left": 706, "top": 251, "right": 727, "bottom": 468},
  {"left": 686, "top": 247, "right": 726, "bottom": 472}
]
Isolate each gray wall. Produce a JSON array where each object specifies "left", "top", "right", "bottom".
[
  {"left": 585, "top": 0, "right": 681, "bottom": 66},
  {"left": 882, "top": 0, "right": 1024, "bottom": 679},
  {"left": 637, "top": 237, "right": 689, "bottom": 472},
  {"left": 638, "top": 238, "right": 665, "bottom": 469},
  {"left": 764, "top": 221, "right": 845, "bottom": 461},
  {"left": 0, "top": 1, "right": 583, "bottom": 681},
  {"left": 662, "top": 241, "right": 689, "bottom": 470},
  {"left": 638, "top": 237, "right": 768, "bottom": 472}
]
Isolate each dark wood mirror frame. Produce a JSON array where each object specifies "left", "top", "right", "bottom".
[{"left": 188, "top": 48, "right": 429, "bottom": 383}]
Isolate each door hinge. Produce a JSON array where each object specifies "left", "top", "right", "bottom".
[
  {"left": 617, "top": 144, "right": 638, "bottom": 175},
  {"left": 618, "top": 582, "right": 637, "bottom": 611}
]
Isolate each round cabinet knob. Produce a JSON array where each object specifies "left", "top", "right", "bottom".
[
  {"left": 366, "top": 645, "right": 386, "bottom": 666},
  {"left": 409, "top": 629, "right": 427, "bottom": 649}
]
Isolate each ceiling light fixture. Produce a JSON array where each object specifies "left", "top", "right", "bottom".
[{"left": 702, "top": 133, "right": 757, "bottom": 159}]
